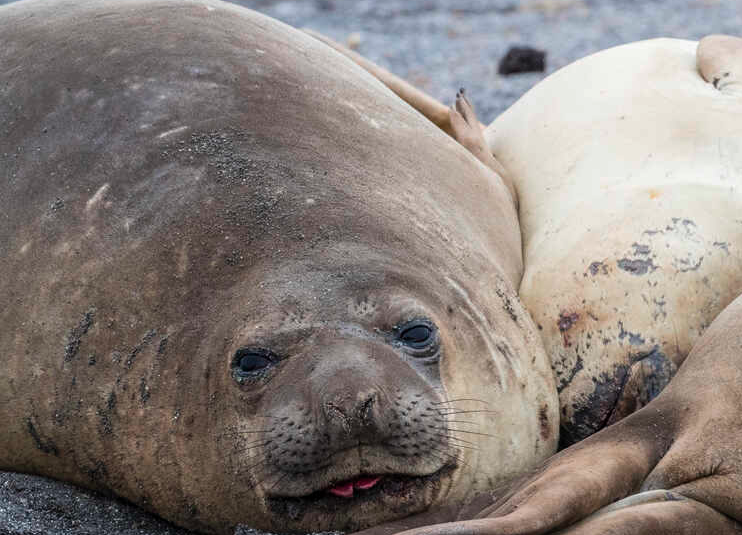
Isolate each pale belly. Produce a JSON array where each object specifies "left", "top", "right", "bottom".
[
  {"left": 486, "top": 38, "right": 742, "bottom": 444},
  {"left": 520, "top": 186, "right": 742, "bottom": 444}
]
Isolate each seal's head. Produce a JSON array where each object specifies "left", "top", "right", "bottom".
[
  {"left": 219, "top": 255, "right": 475, "bottom": 530},
  {"left": 0, "top": 0, "right": 557, "bottom": 533},
  {"left": 216, "top": 240, "right": 556, "bottom": 532}
]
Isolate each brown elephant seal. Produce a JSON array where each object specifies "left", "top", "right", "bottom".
[
  {"left": 0, "top": 0, "right": 557, "bottom": 533},
  {"left": 308, "top": 32, "right": 742, "bottom": 534}
]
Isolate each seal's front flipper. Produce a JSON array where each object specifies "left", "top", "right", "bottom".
[
  {"left": 698, "top": 35, "right": 742, "bottom": 95},
  {"left": 302, "top": 29, "right": 455, "bottom": 137},
  {"left": 450, "top": 89, "right": 517, "bottom": 205}
]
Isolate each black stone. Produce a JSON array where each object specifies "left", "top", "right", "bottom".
[{"left": 498, "top": 46, "right": 546, "bottom": 75}]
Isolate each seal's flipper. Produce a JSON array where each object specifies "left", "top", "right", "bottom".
[
  {"left": 454, "top": 88, "right": 479, "bottom": 128},
  {"left": 575, "top": 490, "right": 688, "bottom": 521},
  {"left": 450, "top": 89, "right": 516, "bottom": 204},
  {"left": 302, "top": 29, "right": 455, "bottom": 136},
  {"left": 698, "top": 34, "right": 742, "bottom": 94}
]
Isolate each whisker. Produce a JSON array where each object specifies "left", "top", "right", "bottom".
[
  {"left": 257, "top": 470, "right": 291, "bottom": 493},
  {"left": 432, "top": 398, "right": 490, "bottom": 405},
  {"left": 427, "top": 448, "right": 470, "bottom": 470},
  {"left": 234, "top": 466, "right": 268, "bottom": 479},
  {"left": 222, "top": 429, "right": 272, "bottom": 438},
  {"left": 424, "top": 428, "right": 478, "bottom": 447},
  {"left": 425, "top": 449, "right": 456, "bottom": 465},
  {"left": 446, "top": 429, "right": 495, "bottom": 438},
  {"left": 439, "top": 442, "right": 479, "bottom": 452},
  {"left": 443, "top": 419, "right": 480, "bottom": 425},
  {"left": 443, "top": 435, "right": 478, "bottom": 447},
  {"left": 230, "top": 440, "right": 272, "bottom": 455},
  {"left": 436, "top": 409, "right": 497, "bottom": 415},
  {"left": 239, "top": 456, "right": 271, "bottom": 474},
  {"left": 239, "top": 438, "right": 272, "bottom": 447}
]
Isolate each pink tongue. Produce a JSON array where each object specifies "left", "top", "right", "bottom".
[
  {"left": 328, "top": 482, "right": 355, "bottom": 498},
  {"left": 328, "top": 476, "right": 383, "bottom": 498},
  {"left": 353, "top": 476, "right": 382, "bottom": 490}
]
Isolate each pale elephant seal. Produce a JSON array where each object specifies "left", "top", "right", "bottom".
[
  {"left": 431, "top": 34, "right": 742, "bottom": 535},
  {"left": 0, "top": 0, "right": 557, "bottom": 533},
  {"left": 487, "top": 36, "right": 742, "bottom": 446}
]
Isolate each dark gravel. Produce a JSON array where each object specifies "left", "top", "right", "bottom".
[
  {"left": 0, "top": 472, "right": 192, "bottom": 535},
  {"left": 1, "top": 0, "right": 742, "bottom": 534}
]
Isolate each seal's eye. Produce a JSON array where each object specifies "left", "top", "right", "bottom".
[
  {"left": 398, "top": 320, "right": 435, "bottom": 349},
  {"left": 233, "top": 348, "right": 274, "bottom": 378},
  {"left": 239, "top": 352, "right": 271, "bottom": 372}
]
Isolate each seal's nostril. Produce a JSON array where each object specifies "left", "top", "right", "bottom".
[
  {"left": 359, "top": 393, "right": 376, "bottom": 421},
  {"left": 325, "top": 401, "right": 347, "bottom": 420},
  {"left": 323, "top": 392, "right": 381, "bottom": 438}
]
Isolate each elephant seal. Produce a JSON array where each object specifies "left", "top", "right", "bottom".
[
  {"left": 487, "top": 36, "right": 742, "bottom": 446},
  {"left": 434, "top": 35, "right": 742, "bottom": 535},
  {"left": 0, "top": 0, "right": 557, "bottom": 533}
]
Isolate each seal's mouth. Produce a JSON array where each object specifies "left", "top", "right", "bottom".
[
  {"left": 262, "top": 461, "right": 457, "bottom": 531},
  {"left": 267, "top": 463, "right": 454, "bottom": 509}
]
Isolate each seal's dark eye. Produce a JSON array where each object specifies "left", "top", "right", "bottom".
[
  {"left": 233, "top": 348, "right": 274, "bottom": 377},
  {"left": 398, "top": 320, "right": 435, "bottom": 349},
  {"left": 239, "top": 352, "right": 271, "bottom": 372}
]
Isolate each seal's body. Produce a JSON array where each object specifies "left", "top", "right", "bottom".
[
  {"left": 0, "top": 0, "right": 556, "bottom": 533},
  {"left": 487, "top": 38, "right": 742, "bottom": 444}
]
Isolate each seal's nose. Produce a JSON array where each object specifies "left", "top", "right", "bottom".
[
  {"left": 308, "top": 336, "right": 406, "bottom": 445},
  {"left": 322, "top": 385, "right": 383, "bottom": 442}
]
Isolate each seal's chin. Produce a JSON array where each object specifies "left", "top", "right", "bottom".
[{"left": 264, "top": 463, "right": 456, "bottom": 531}]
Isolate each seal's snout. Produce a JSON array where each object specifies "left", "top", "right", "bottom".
[
  {"left": 308, "top": 337, "right": 402, "bottom": 444},
  {"left": 260, "top": 333, "right": 456, "bottom": 510}
]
